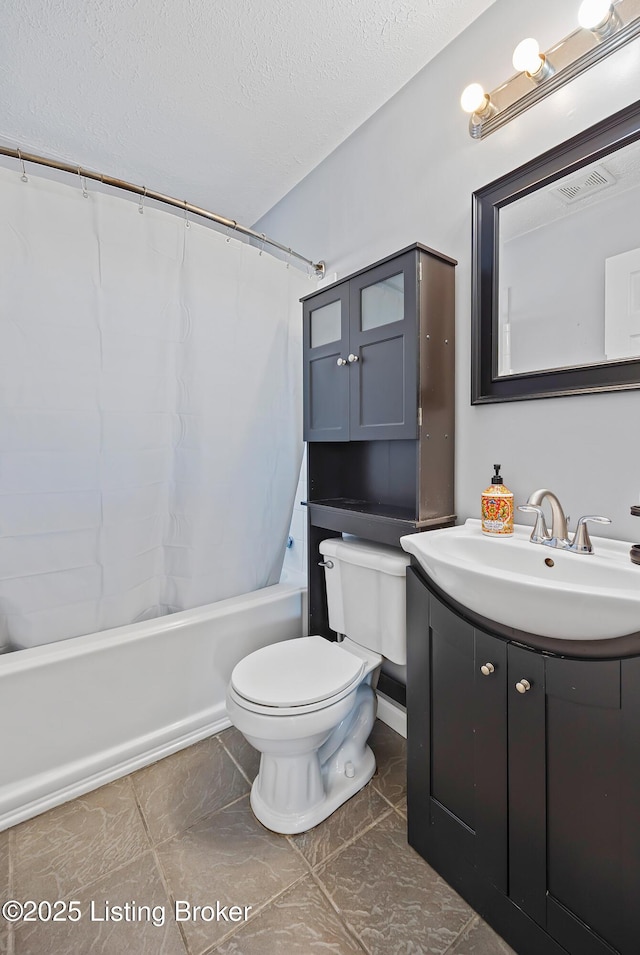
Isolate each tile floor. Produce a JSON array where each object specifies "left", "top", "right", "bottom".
[{"left": 0, "top": 721, "right": 515, "bottom": 955}]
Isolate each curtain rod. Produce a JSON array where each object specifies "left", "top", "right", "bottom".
[{"left": 0, "top": 145, "right": 326, "bottom": 277}]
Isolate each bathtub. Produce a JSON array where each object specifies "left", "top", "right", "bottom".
[{"left": 0, "top": 582, "right": 305, "bottom": 832}]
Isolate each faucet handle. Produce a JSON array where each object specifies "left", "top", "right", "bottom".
[
  {"left": 517, "top": 504, "right": 550, "bottom": 544},
  {"left": 569, "top": 515, "right": 611, "bottom": 554}
]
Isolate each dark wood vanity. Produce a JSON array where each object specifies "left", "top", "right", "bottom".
[
  {"left": 407, "top": 561, "right": 640, "bottom": 955},
  {"left": 301, "top": 243, "right": 456, "bottom": 701}
]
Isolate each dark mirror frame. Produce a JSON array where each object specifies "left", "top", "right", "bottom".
[{"left": 471, "top": 98, "right": 640, "bottom": 404}]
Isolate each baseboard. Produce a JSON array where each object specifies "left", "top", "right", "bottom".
[{"left": 376, "top": 691, "right": 407, "bottom": 738}]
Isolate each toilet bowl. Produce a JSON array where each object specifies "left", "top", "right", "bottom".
[{"left": 226, "top": 537, "right": 410, "bottom": 834}]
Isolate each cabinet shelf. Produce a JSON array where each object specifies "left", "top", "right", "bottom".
[{"left": 305, "top": 498, "right": 454, "bottom": 543}]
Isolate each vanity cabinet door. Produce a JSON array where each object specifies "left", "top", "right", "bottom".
[
  {"left": 303, "top": 284, "right": 350, "bottom": 441},
  {"left": 509, "top": 652, "right": 639, "bottom": 955},
  {"left": 407, "top": 569, "right": 507, "bottom": 891},
  {"left": 506, "top": 644, "right": 546, "bottom": 925}
]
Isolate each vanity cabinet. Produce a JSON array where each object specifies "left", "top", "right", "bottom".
[{"left": 407, "top": 564, "right": 640, "bottom": 955}]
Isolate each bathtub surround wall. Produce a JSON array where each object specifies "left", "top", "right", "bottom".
[
  {"left": 0, "top": 168, "right": 310, "bottom": 649},
  {"left": 256, "top": 0, "right": 640, "bottom": 541}
]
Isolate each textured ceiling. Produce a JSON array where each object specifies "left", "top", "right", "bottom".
[{"left": 0, "top": 0, "right": 495, "bottom": 226}]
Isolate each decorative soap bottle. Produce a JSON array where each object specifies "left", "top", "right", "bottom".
[{"left": 481, "top": 464, "right": 514, "bottom": 536}]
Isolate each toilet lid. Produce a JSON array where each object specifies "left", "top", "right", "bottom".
[{"left": 231, "top": 635, "right": 365, "bottom": 707}]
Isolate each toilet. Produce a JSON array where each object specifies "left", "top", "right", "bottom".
[{"left": 226, "top": 537, "right": 410, "bottom": 834}]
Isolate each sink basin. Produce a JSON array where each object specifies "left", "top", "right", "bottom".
[{"left": 400, "top": 519, "right": 640, "bottom": 640}]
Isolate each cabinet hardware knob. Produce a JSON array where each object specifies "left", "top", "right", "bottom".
[
  {"left": 347, "top": 353, "right": 359, "bottom": 363},
  {"left": 480, "top": 662, "right": 495, "bottom": 676},
  {"left": 336, "top": 358, "right": 348, "bottom": 366},
  {"left": 515, "top": 679, "right": 531, "bottom": 694}
]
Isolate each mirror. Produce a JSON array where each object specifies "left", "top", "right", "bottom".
[{"left": 472, "top": 99, "right": 640, "bottom": 403}]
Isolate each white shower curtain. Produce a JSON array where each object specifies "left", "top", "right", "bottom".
[{"left": 0, "top": 166, "right": 309, "bottom": 649}]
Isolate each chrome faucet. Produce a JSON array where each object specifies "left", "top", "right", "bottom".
[
  {"left": 518, "top": 488, "right": 611, "bottom": 554},
  {"left": 520, "top": 488, "right": 569, "bottom": 546}
]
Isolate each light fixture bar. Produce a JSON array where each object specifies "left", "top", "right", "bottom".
[{"left": 467, "top": 0, "right": 640, "bottom": 139}]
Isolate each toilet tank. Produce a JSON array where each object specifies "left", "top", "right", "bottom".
[{"left": 319, "top": 537, "right": 410, "bottom": 665}]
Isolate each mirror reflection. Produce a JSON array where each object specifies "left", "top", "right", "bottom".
[{"left": 498, "top": 137, "right": 640, "bottom": 377}]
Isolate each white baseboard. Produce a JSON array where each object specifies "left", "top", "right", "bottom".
[{"left": 376, "top": 691, "right": 406, "bottom": 738}]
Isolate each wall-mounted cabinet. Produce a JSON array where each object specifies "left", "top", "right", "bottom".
[
  {"left": 302, "top": 244, "right": 456, "bottom": 676},
  {"left": 407, "top": 564, "right": 640, "bottom": 955},
  {"left": 303, "top": 250, "right": 419, "bottom": 441}
]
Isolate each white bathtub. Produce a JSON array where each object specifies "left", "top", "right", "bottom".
[{"left": 0, "top": 582, "right": 305, "bottom": 831}]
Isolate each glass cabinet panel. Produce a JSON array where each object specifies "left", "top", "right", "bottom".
[
  {"left": 310, "top": 300, "right": 342, "bottom": 348},
  {"left": 361, "top": 272, "right": 404, "bottom": 331}
]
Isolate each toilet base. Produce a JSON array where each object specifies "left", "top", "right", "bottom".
[{"left": 250, "top": 744, "right": 376, "bottom": 835}]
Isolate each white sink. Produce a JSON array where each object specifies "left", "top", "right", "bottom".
[{"left": 400, "top": 519, "right": 640, "bottom": 640}]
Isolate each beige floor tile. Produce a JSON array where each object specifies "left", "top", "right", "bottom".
[
  {"left": 215, "top": 876, "right": 367, "bottom": 955},
  {"left": 395, "top": 796, "right": 407, "bottom": 818},
  {"left": 132, "top": 736, "right": 249, "bottom": 845},
  {"left": 369, "top": 720, "right": 407, "bottom": 806},
  {"left": 13, "top": 852, "right": 186, "bottom": 955},
  {"left": 316, "top": 812, "right": 473, "bottom": 955},
  {"left": 157, "top": 796, "right": 307, "bottom": 955},
  {"left": 218, "top": 727, "right": 260, "bottom": 783},
  {"left": 13, "top": 777, "right": 150, "bottom": 901},
  {"left": 289, "top": 784, "right": 391, "bottom": 869},
  {"left": 448, "top": 915, "right": 517, "bottom": 955}
]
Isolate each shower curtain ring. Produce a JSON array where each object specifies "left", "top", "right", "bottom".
[
  {"left": 183, "top": 199, "right": 190, "bottom": 229},
  {"left": 17, "top": 147, "right": 28, "bottom": 182},
  {"left": 139, "top": 186, "right": 146, "bottom": 215},
  {"left": 259, "top": 233, "right": 266, "bottom": 256},
  {"left": 78, "top": 166, "right": 89, "bottom": 199}
]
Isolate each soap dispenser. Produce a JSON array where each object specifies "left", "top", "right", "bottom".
[{"left": 481, "top": 465, "right": 514, "bottom": 537}]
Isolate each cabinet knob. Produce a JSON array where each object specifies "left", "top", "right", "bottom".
[
  {"left": 515, "top": 679, "right": 531, "bottom": 694},
  {"left": 480, "top": 662, "right": 495, "bottom": 676},
  {"left": 347, "top": 353, "right": 359, "bottom": 363},
  {"left": 336, "top": 357, "right": 348, "bottom": 366}
]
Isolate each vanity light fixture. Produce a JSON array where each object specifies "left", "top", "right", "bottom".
[
  {"left": 512, "top": 38, "right": 555, "bottom": 83},
  {"left": 460, "top": 83, "right": 498, "bottom": 138},
  {"left": 578, "top": 0, "right": 623, "bottom": 36},
  {"left": 462, "top": 0, "right": 640, "bottom": 139}
]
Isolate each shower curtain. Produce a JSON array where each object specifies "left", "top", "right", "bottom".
[{"left": 0, "top": 165, "right": 310, "bottom": 649}]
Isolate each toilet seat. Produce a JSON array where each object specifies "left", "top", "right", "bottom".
[{"left": 230, "top": 635, "right": 373, "bottom": 716}]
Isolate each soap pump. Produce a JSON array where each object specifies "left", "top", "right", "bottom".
[{"left": 481, "top": 464, "right": 514, "bottom": 537}]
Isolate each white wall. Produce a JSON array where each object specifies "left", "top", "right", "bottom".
[{"left": 257, "top": 0, "right": 640, "bottom": 542}]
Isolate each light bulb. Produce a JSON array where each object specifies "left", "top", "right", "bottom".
[
  {"left": 578, "top": 0, "right": 613, "bottom": 29},
  {"left": 460, "top": 83, "right": 488, "bottom": 114},
  {"left": 512, "top": 37, "right": 544, "bottom": 75}
]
